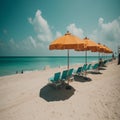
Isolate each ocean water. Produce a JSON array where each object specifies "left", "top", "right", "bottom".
[{"left": 0, "top": 56, "right": 111, "bottom": 76}]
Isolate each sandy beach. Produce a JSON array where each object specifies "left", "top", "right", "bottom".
[{"left": 0, "top": 60, "right": 120, "bottom": 120}]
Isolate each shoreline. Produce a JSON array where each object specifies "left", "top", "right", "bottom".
[
  {"left": 0, "top": 55, "right": 113, "bottom": 77},
  {"left": 0, "top": 59, "right": 100, "bottom": 78}
]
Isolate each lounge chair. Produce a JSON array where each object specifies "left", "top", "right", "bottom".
[
  {"left": 86, "top": 64, "right": 92, "bottom": 71},
  {"left": 73, "top": 67, "right": 82, "bottom": 75},
  {"left": 48, "top": 72, "right": 62, "bottom": 88},
  {"left": 67, "top": 68, "right": 74, "bottom": 81},
  {"left": 85, "top": 64, "right": 92, "bottom": 75},
  {"left": 60, "top": 70, "right": 69, "bottom": 82},
  {"left": 92, "top": 63, "right": 99, "bottom": 72},
  {"left": 103, "top": 60, "right": 108, "bottom": 66},
  {"left": 81, "top": 64, "right": 87, "bottom": 76}
]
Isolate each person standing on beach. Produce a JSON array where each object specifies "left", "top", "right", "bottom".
[
  {"left": 112, "top": 53, "right": 114, "bottom": 60},
  {"left": 118, "top": 53, "right": 120, "bottom": 65},
  {"left": 21, "top": 70, "right": 24, "bottom": 74}
]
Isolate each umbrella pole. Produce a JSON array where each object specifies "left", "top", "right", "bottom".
[
  {"left": 85, "top": 50, "right": 87, "bottom": 65},
  {"left": 98, "top": 52, "right": 100, "bottom": 62},
  {"left": 67, "top": 49, "right": 69, "bottom": 70},
  {"left": 83, "top": 50, "right": 87, "bottom": 77},
  {"left": 67, "top": 49, "right": 70, "bottom": 85}
]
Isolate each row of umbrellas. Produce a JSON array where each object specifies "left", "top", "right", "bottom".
[{"left": 49, "top": 31, "right": 113, "bottom": 70}]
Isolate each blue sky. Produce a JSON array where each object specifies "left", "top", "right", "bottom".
[{"left": 0, "top": 0, "right": 120, "bottom": 56}]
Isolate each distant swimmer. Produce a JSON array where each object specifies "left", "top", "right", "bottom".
[{"left": 21, "top": 70, "right": 24, "bottom": 74}]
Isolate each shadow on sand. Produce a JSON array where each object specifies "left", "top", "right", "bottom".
[
  {"left": 87, "top": 71, "right": 103, "bottom": 75},
  {"left": 74, "top": 75, "right": 92, "bottom": 82},
  {"left": 98, "top": 67, "right": 106, "bottom": 70},
  {"left": 39, "top": 84, "right": 75, "bottom": 102}
]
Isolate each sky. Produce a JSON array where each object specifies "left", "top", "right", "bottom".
[{"left": 0, "top": 0, "right": 120, "bottom": 56}]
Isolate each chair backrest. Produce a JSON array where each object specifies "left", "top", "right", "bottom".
[
  {"left": 54, "top": 72, "right": 61, "bottom": 81},
  {"left": 68, "top": 68, "right": 74, "bottom": 76},
  {"left": 82, "top": 64, "right": 87, "bottom": 71},
  {"left": 87, "top": 64, "right": 91, "bottom": 70},
  {"left": 61, "top": 70, "right": 68, "bottom": 80},
  {"left": 76, "top": 67, "right": 82, "bottom": 73},
  {"left": 92, "top": 63, "right": 99, "bottom": 69},
  {"left": 103, "top": 60, "right": 107, "bottom": 64}
]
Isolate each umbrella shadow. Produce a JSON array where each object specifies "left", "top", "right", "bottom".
[
  {"left": 98, "top": 67, "right": 106, "bottom": 70},
  {"left": 87, "top": 71, "right": 102, "bottom": 74},
  {"left": 74, "top": 75, "right": 92, "bottom": 82},
  {"left": 39, "top": 84, "right": 75, "bottom": 102}
]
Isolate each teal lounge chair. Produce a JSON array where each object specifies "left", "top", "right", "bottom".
[
  {"left": 73, "top": 67, "right": 82, "bottom": 75},
  {"left": 92, "top": 63, "right": 99, "bottom": 69},
  {"left": 81, "top": 64, "right": 87, "bottom": 72},
  {"left": 86, "top": 64, "right": 92, "bottom": 71},
  {"left": 67, "top": 68, "right": 74, "bottom": 81},
  {"left": 81, "top": 64, "right": 87, "bottom": 76},
  {"left": 48, "top": 72, "right": 61, "bottom": 82},
  {"left": 60, "top": 70, "right": 68, "bottom": 82},
  {"left": 92, "top": 63, "right": 99, "bottom": 72},
  {"left": 48, "top": 72, "right": 62, "bottom": 88}
]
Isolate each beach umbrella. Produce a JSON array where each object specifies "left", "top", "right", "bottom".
[
  {"left": 49, "top": 31, "right": 84, "bottom": 69},
  {"left": 103, "top": 45, "right": 113, "bottom": 53},
  {"left": 49, "top": 31, "right": 84, "bottom": 83},
  {"left": 99, "top": 43, "right": 109, "bottom": 60},
  {"left": 103, "top": 45, "right": 113, "bottom": 59},
  {"left": 76, "top": 37, "right": 99, "bottom": 65},
  {"left": 91, "top": 43, "right": 105, "bottom": 61}
]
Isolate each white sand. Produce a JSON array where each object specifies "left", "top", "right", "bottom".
[{"left": 0, "top": 60, "right": 120, "bottom": 120}]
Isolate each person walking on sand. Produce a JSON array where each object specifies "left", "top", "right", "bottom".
[
  {"left": 21, "top": 70, "right": 24, "bottom": 74},
  {"left": 118, "top": 53, "right": 120, "bottom": 65},
  {"left": 112, "top": 53, "right": 114, "bottom": 60}
]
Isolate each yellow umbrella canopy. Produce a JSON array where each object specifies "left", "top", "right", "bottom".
[
  {"left": 76, "top": 37, "right": 99, "bottom": 65},
  {"left": 49, "top": 31, "right": 84, "bottom": 69},
  {"left": 49, "top": 31, "right": 84, "bottom": 50},
  {"left": 97, "top": 43, "right": 111, "bottom": 60},
  {"left": 82, "top": 37, "right": 99, "bottom": 51},
  {"left": 103, "top": 45, "right": 113, "bottom": 53},
  {"left": 98, "top": 43, "right": 107, "bottom": 53}
]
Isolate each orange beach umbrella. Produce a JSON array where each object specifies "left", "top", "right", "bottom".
[
  {"left": 103, "top": 45, "right": 113, "bottom": 53},
  {"left": 49, "top": 31, "right": 84, "bottom": 70},
  {"left": 76, "top": 37, "right": 99, "bottom": 65},
  {"left": 97, "top": 43, "right": 113, "bottom": 59},
  {"left": 82, "top": 37, "right": 99, "bottom": 51}
]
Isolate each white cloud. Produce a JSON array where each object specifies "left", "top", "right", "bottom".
[
  {"left": 90, "top": 17, "right": 120, "bottom": 52},
  {"left": 55, "top": 31, "right": 62, "bottom": 38},
  {"left": 28, "top": 36, "right": 36, "bottom": 48},
  {"left": 28, "top": 10, "right": 53, "bottom": 42},
  {"left": 98, "top": 17, "right": 104, "bottom": 25},
  {"left": 66, "top": 23, "right": 84, "bottom": 38},
  {"left": 1, "top": 8, "right": 119, "bottom": 56},
  {"left": 0, "top": 9, "right": 55, "bottom": 56},
  {"left": 99, "top": 17, "right": 120, "bottom": 42},
  {"left": 9, "top": 38, "right": 19, "bottom": 49}
]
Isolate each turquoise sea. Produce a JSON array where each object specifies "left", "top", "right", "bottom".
[{"left": 0, "top": 56, "right": 111, "bottom": 76}]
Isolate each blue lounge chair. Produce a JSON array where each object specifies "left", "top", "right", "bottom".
[
  {"left": 92, "top": 63, "right": 99, "bottom": 69},
  {"left": 81, "top": 64, "right": 87, "bottom": 76},
  {"left": 67, "top": 68, "right": 74, "bottom": 81},
  {"left": 92, "top": 63, "right": 99, "bottom": 72},
  {"left": 48, "top": 72, "right": 61, "bottom": 82},
  {"left": 86, "top": 64, "right": 92, "bottom": 71},
  {"left": 73, "top": 67, "right": 82, "bottom": 75},
  {"left": 48, "top": 72, "right": 62, "bottom": 88},
  {"left": 81, "top": 64, "right": 87, "bottom": 72},
  {"left": 60, "top": 70, "right": 68, "bottom": 82}
]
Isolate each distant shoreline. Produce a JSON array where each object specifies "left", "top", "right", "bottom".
[
  {"left": 0, "top": 56, "right": 112, "bottom": 77},
  {"left": 0, "top": 55, "right": 112, "bottom": 58}
]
